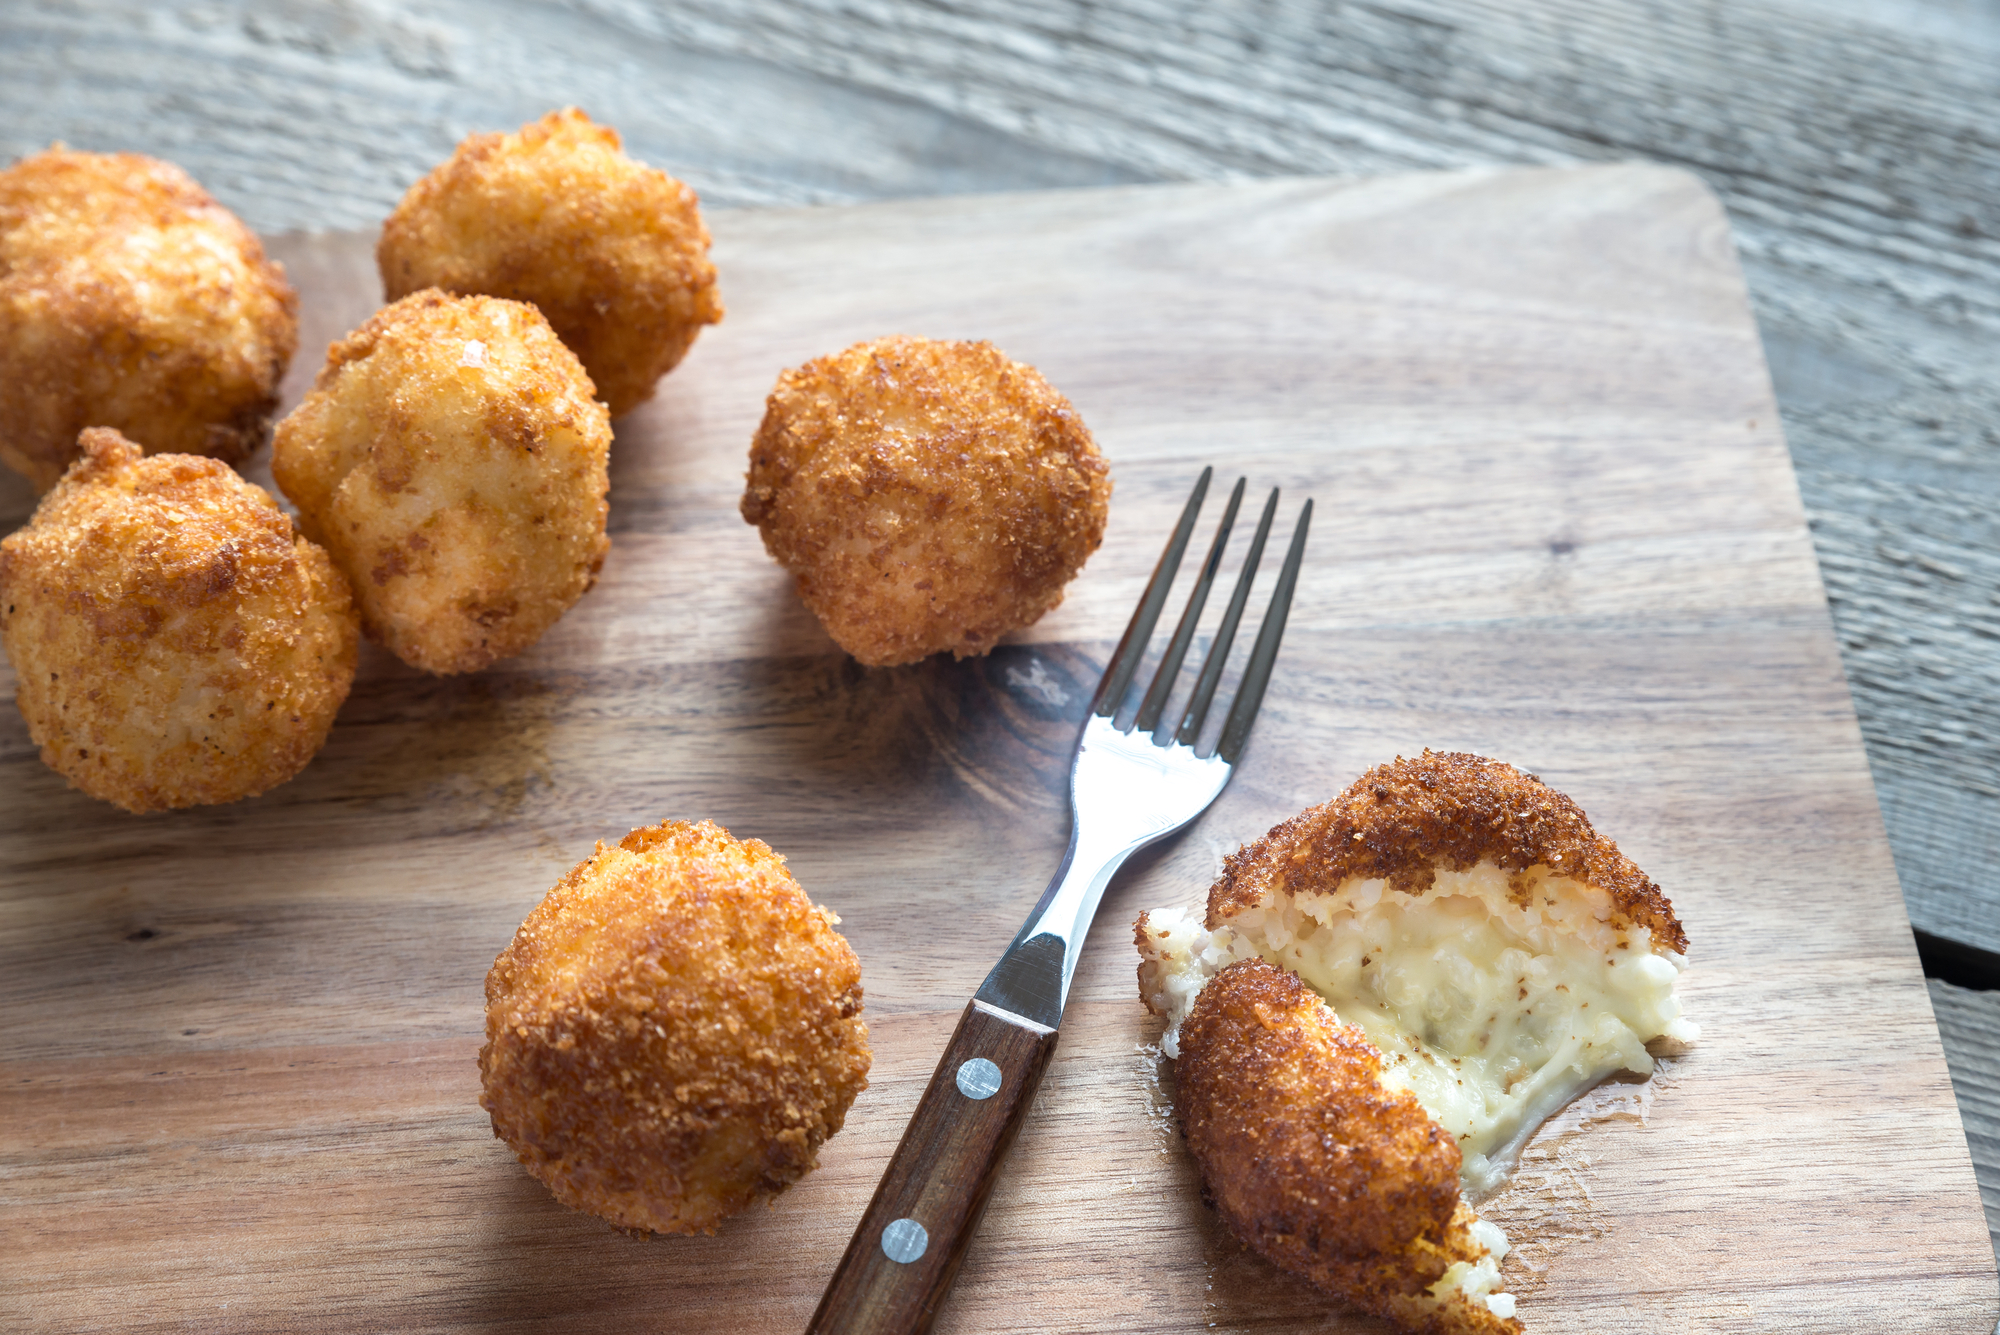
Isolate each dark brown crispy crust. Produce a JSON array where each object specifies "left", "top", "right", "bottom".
[
  {"left": 1178, "top": 957, "right": 1519, "bottom": 1334},
  {"left": 741, "top": 334, "right": 1111, "bottom": 666},
  {"left": 1210, "top": 750, "right": 1687, "bottom": 954},
  {"left": 480, "top": 820, "right": 871, "bottom": 1234},
  {"left": 0, "top": 148, "right": 297, "bottom": 490}
]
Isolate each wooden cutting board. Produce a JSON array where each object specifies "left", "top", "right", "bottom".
[{"left": 3, "top": 165, "right": 1994, "bottom": 1333}]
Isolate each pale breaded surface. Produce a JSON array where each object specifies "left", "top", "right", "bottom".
[
  {"left": 272, "top": 290, "right": 610, "bottom": 675},
  {"left": 0, "top": 148, "right": 297, "bottom": 491},
  {"left": 0, "top": 428, "right": 357, "bottom": 812},
  {"left": 377, "top": 108, "right": 721, "bottom": 418},
  {"left": 1177, "top": 957, "right": 1520, "bottom": 1335},
  {"left": 480, "top": 820, "right": 871, "bottom": 1235},
  {"left": 1209, "top": 750, "right": 1686, "bottom": 952},
  {"left": 741, "top": 335, "right": 1111, "bottom": 666}
]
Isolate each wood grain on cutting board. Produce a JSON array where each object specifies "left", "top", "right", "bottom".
[{"left": 2, "top": 165, "right": 1993, "bottom": 1332}]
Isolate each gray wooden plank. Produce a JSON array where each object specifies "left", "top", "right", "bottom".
[
  {"left": 1932, "top": 981, "right": 2000, "bottom": 1268},
  {"left": 2, "top": 0, "right": 1994, "bottom": 957}
]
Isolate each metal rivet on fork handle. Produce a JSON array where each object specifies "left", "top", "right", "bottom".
[
  {"left": 880, "top": 1217, "right": 928, "bottom": 1264},
  {"left": 955, "top": 1058, "right": 1002, "bottom": 1100}
]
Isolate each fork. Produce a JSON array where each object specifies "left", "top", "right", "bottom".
[{"left": 807, "top": 469, "right": 1311, "bottom": 1335}]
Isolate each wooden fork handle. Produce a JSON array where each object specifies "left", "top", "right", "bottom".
[{"left": 807, "top": 1000, "right": 1060, "bottom": 1335}]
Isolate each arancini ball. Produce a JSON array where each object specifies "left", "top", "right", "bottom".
[
  {"left": 741, "top": 335, "right": 1111, "bottom": 667},
  {"left": 1135, "top": 752, "right": 1704, "bottom": 1333},
  {"left": 1172, "top": 957, "right": 1518, "bottom": 1334},
  {"left": 0, "top": 428, "right": 358, "bottom": 813},
  {"left": 272, "top": 289, "right": 611, "bottom": 675},
  {"left": 480, "top": 819, "right": 871, "bottom": 1235},
  {"left": 0, "top": 147, "right": 299, "bottom": 492},
  {"left": 377, "top": 108, "right": 722, "bottom": 418}
]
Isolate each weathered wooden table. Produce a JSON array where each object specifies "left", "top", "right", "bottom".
[{"left": 3, "top": 0, "right": 1995, "bottom": 1305}]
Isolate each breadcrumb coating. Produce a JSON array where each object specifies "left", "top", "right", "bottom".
[
  {"left": 1210, "top": 750, "right": 1686, "bottom": 953},
  {"left": 378, "top": 107, "right": 722, "bottom": 418},
  {"left": 272, "top": 289, "right": 610, "bottom": 675},
  {"left": 742, "top": 334, "right": 1111, "bottom": 666},
  {"left": 480, "top": 820, "right": 871, "bottom": 1235},
  {"left": 1176, "top": 957, "right": 1520, "bottom": 1335},
  {"left": 0, "top": 147, "right": 297, "bottom": 491},
  {"left": 0, "top": 428, "right": 357, "bottom": 812}
]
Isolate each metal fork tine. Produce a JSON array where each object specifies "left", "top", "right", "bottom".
[
  {"left": 1090, "top": 467, "right": 1212, "bottom": 717},
  {"left": 1173, "top": 487, "right": 1280, "bottom": 748},
  {"left": 1216, "top": 499, "right": 1313, "bottom": 764},
  {"left": 1134, "top": 477, "right": 1245, "bottom": 736}
]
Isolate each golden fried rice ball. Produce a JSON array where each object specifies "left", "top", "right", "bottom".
[
  {"left": 480, "top": 819, "right": 872, "bottom": 1234},
  {"left": 0, "top": 147, "right": 298, "bottom": 491},
  {"left": 378, "top": 108, "right": 722, "bottom": 418},
  {"left": 741, "top": 335, "right": 1111, "bottom": 666},
  {"left": 0, "top": 428, "right": 358, "bottom": 812},
  {"left": 272, "top": 289, "right": 611, "bottom": 675},
  {"left": 1177, "top": 957, "right": 1519, "bottom": 1335}
]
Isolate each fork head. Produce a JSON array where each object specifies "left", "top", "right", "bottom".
[
  {"left": 1070, "top": 467, "right": 1311, "bottom": 855},
  {"left": 974, "top": 469, "right": 1313, "bottom": 1028},
  {"left": 1091, "top": 466, "right": 1312, "bottom": 767}
]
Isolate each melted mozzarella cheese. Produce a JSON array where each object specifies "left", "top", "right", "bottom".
[{"left": 1139, "top": 860, "right": 1696, "bottom": 1196}]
